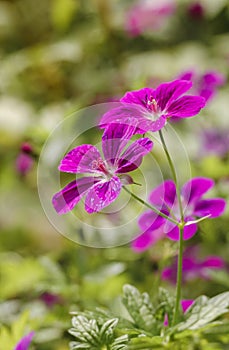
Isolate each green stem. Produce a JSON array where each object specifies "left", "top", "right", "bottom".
[
  {"left": 158, "top": 130, "right": 184, "bottom": 222},
  {"left": 123, "top": 186, "right": 178, "bottom": 225},
  {"left": 172, "top": 224, "right": 184, "bottom": 326},
  {"left": 158, "top": 130, "right": 185, "bottom": 326}
]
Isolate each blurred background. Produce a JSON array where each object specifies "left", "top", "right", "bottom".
[{"left": 0, "top": 0, "right": 229, "bottom": 349}]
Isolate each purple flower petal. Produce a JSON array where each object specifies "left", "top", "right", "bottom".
[
  {"left": 138, "top": 210, "right": 165, "bottom": 231},
  {"left": 179, "top": 70, "right": 194, "bottom": 81},
  {"left": 16, "top": 153, "right": 34, "bottom": 176},
  {"left": 99, "top": 104, "right": 147, "bottom": 130},
  {"left": 166, "top": 95, "right": 205, "bottom": 118},
  {"left": 183, "top": 222, "right": 198, "bottom": 240},
  {"left": 131, "top": 230, "right": 155, "bottom": 252},
  {"left": 102, "top": 122, "right": 138, "bottom": 165},
  {"left": 181, "top": 300, "right": 194, "bottom": 313},
  {"left": 100, "top": 104, "right": 166, "bottom": 133},
  {"left": 162, "top": 267, "right": 175, "bottom": 283},
  {"left": 182, "top": 177, "right": 214, "bottom": 205},
  {"left": 199, "top": 88, "right": 215, "bottom": 102},
  {"left": 166, "top": 224, "right": 179, "bottom": 240},
  {"left": 59, "top": 145, "right": 102, "bottom": 174},
  {"left": 85, "top": 176, "right": 122, "bottom": 213},
  {"left": 194, "top": 198, "right": 226, "bottom": 218},
  {"left": 52, "top": 177, "right": 98, "bottom": 214},
  {"left": 149, "top": 180, "right": 176, "bottom": 208},
  {"left": 202, "top": 71, "right": 225, "bottom": 87},
  {"left": 14, "top": 332, "right": 35, "bottom": 350},
  {"left": 131, "top": 227, "right": 165, "bottom": 252},
  {"left": 121, "top": 87, "right": 155, "bottom": 107},
  {"left": 154, "top": 79, "right": 192, "bottom": 111},
  {"left": 166, "top": 221, "right": 197, "bottom": 241},
  {"left": 200, "top": 256, "right": 225, "bottom": 269},
  {"left": 116, "top": 138, "right": 153, "bottom": 173}
]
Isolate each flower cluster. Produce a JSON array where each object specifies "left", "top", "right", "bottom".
[{"left": 52, "top": 78, "right": 226, "bottom": 245}]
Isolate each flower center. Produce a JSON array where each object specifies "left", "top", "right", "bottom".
[
  {"left": 91, "top": 158, "right": 109, "bottom": 174},
  {"left": 147, "top": 97, "right": 158, "bottom": 113}
]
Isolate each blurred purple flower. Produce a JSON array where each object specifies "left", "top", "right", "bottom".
[
  {"left": 16, "top": 142, "right": 34, "bottom": 176},
  {"left": 52, "top": 123, "right": 153, "bottom": 214},
  {"left": 179, "top": 70, "right": 225, "bottom": 104},
  {"left": 14, "top": 332, "right": 34, "bottom": 350},
  {"left": 162, "top": 246, "right": 225, "bottom": 284},
  {"left": 125, "top": 0, "right": 176, "bottom": 37},
  {"left": 100, "top": 80, "right": 205, "bottom": 133},
  {"left": 40, "top": 292, "right": 62, "bottom": 308},
  {"left": 181, "top": 299, "right": 195, "bottom": 312},
  {"left": 132, "top": 177, "right": 226, "bottom": 251},
  {"left": 201, "top": 128, "right": 229, "bottom": 158},
  {"left": 187, "top": 2, "right": 205, "bottom": 20}
]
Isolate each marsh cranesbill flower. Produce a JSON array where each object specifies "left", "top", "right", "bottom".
[
  {"left": 162, "top": 246, "right": 225, "bottom": 284},
  {"left": 100, "top": 80, "right": 205, "bottom": 133},
  {"left": 125, "top": 0, "right": 175, "bottom": 37},
  {"left": 131, "top": 177, "right": 226, "bottom": 250},
  {"left": 179, "top": 70, "right": 225, "bottom": 104},
  {"left": 52, "top": 123, "right": 153, "bottom": 214},
  {"left": 16, "top": 142, "right": 34, "bottom": 176},
  {"left": 14, "top": 332, "right": 34, "bottom": 350},
  {"left": 201, "top": 128, "right": 229, "bottom": 158}
]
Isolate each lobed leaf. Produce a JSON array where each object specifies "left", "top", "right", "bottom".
[
  {"left": 177, "top": 292, "right": 229, "bottom": 331},
  {"left": 122, "top": 284, "right": 157, "bottom": 333}
]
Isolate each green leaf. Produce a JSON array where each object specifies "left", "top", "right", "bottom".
[
  {"left": 111, "top": 335, "right": 129, "bottom": 350},
  {"left": 177, "top": 292, "right": 229, "bottom": 331},
  {"left": 155, "top": 288, "right": 175, "bottom": 326},
  {"left": 69, "top": 316, "right": 100, "bottom": 346},
  {"left": 69, "top": 315, "right": 121, "bottom": 349},
  {"left": 122, "top": 285, "right": 157, "bottom": 333}
]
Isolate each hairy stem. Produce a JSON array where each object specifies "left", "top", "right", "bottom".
[
  {"left": 172, "top": 224, "right": 184, "bottom": 326},
  {"left": 158, "top": 130, "right": 185, "bottom": 325}
]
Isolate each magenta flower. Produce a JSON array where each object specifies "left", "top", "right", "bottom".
[
  {"left": 16, "top": 142, "right": 34, "bottom": 176},
  {"left": 14, "top": 332, "right": 34, "bottom": 350},
  {"left": 131, "top": 177, "right": 226, "bottom": 251},
  {"left": 162, "top": 246, "right": 225, "bottom": 284},
  {"left": 52, "top": 123, "right": 153, "bottom": 214},
  {"left": 100, "top": 80, "right": 205, "bottom": 133},
  {"left": 125, "top": 0, "right": 176, "bottom": 37},
  {"left": 181, "top": 299, "right": 194, "bottom": 313},
  {"left": 179, "top": 70, "right": 225, "bottom": 104},
  {"left": 40, "top": 292, "right": 62, "bottom": 308}
]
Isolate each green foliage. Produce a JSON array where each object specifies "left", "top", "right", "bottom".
[
  {"left": 0, "top": 312, "right": 31, "bottom": 350},
  {"left": 69, "top": 285, "right": 229, "bottom": 350},
  {"left": 69, "top": 315, "right": 128, "bottom": 350},
  {"left": 176, "top": 292, "right": 229, "bottom": 331}
]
